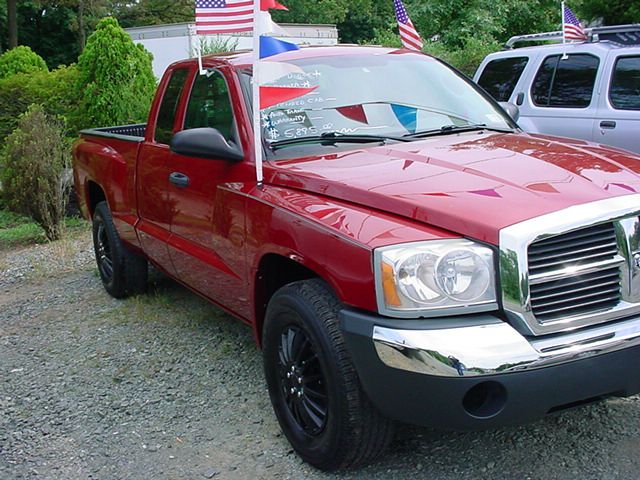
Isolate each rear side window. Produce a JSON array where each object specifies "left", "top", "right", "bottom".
[
  {"left": 531, "top": 54, "right": 600, "bottom": 108},
  {"left": 610, "top": 56, "right": 640, "bottom": 110},
  {"left": 183, "top": 70, "right": 235, "bottom": 140},
  {"left": 477, "top": 57, "right": 529, "bottom": 102},
  {"left": 155, "top": 68, "right": 189, "bottom": 145}
]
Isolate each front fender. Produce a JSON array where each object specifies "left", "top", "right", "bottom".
[{"left": 242, "top": 183, "right": 458, "bottom": 315}]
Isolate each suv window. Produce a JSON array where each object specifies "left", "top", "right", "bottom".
[
  {"left": 477, "top": 57, "right": 529, "bottom": 102},
  {"left": 155, "top": 68, "right": 189, "bottom": 145},
  {"left": 531, "top": 54, "right": 600, "bottom": 108},
  {"left": 610, "top": 56, "right": 640, "bottom": 110},
  {"left": 184, "top": 71, "right": 235, "bottom": 140}
]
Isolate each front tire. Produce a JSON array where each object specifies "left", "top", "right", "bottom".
[
  {"left": 92, "top": 201, "right": 147, "bottom": 298},
  {"left": 263, "top": 279, "right": 394, "bottom": 471}
]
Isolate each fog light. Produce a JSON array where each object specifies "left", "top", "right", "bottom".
[{"left": 462, "top": 381, "right": 507, "bottom": 419}]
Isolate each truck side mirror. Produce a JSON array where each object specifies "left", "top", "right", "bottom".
[
  {"left": 498, "top": 102, "right": 520, "bottom": 123},
  {"left": 170, "top": 127, "right": 244, "bottom": 162}
]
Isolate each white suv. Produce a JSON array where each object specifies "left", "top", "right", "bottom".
[{"left": 473, "top": 25, "right": 640, "bottom": 153}]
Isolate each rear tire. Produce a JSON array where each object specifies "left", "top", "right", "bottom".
[
  {"left": 262, "top": 279, "right": 394, "bottom": 471},
  {"left": 92, "top": 201, "right": 147, "bottom": 298}
]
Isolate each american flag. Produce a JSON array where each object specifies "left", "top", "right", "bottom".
[
  {"left": 195, "top": 0, "right": 254, "bottom": 35},
  {"left": 563, "top": 5, "right": 587, "bottom": 41},
  {"left": 394, "top": 0, "right": 423, "bottom": 51}
]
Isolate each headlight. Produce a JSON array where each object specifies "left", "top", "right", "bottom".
[{"left": 374, "top": 239, "right": 497, "bottom": 318}]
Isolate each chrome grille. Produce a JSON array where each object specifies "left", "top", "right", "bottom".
[
  {"left": 500, "top": 196, "right": 640, "bottom": 336},
  {"left": 528, "top": 223, "right": 619, "bottom": 276},
  {"left": 527, "top": 223, "right": 622, "bottom": 323}
]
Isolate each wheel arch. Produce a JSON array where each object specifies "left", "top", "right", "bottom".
[
  {"left": 253, "top": 253, "right": 328, "bottom": 348},
  {"left": 86, "top": 180, "right": 107, "bottom": 219}
]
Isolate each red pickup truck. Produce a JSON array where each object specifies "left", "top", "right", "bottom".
[{"left": 73, "top": 46, "right": 640, "bottom": 471}]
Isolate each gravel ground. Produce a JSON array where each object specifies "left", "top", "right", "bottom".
[{"left": 1, "top": 230, "right": 640, "bottom": 480}]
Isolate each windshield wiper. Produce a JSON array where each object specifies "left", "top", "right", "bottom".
[
  {"left": 404, "top": 124, "right": 513, "bottom": 139},
  {"left": 269, "top": 131, "right": 411, "bottom": 151}
]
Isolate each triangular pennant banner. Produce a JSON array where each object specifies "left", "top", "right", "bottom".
[
  {"left": 259, "top": 61, "right": 306, "bottom": 85},
  {"left": 259, "top": 11, "right": 286, "bottom": 35},
  {"left": 260, "top": 86, "right": 318, "bottom": 109},
  {"left": 528, "top": 182, "right": 559, "bottom": 193},
  {"left": 261, "top": 0, "right": 288, "bottom": 11},
  {"left": 423, "top": 192, "right": 451, "bottom": 197},
  {"left": 336, "top": 105, "right": 369, "bottom": 125},
  {"left": 470, "top": 189, "right": 502, "bottom": 198},
  {"left": 391, "top": 104, "right": 418, "bottom": 134},
  {"left": 260, "top": 36, "right": 299, "bottom": 59},
  {"left": 606, "top": 182, "right": 636, "bottom": 192}
]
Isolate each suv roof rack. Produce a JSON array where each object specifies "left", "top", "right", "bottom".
[{"left": 505, "top": 24, "right": 640, "bottom": 49}]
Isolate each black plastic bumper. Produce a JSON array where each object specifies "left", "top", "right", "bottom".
[{"left": 340, "top": 309, "right": 640, "bottom": 431}]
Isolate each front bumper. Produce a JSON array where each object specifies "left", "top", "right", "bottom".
[{"left": 340, "top": 310, "right": 640, "bottom": 430}]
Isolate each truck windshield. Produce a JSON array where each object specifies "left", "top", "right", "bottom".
[{"left": 255, "top": 52, "right": 515, "bottom": 149}]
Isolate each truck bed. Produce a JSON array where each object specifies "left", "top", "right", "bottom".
[{"left": 80, "top": 124, "right": 147, "bottom": 142}]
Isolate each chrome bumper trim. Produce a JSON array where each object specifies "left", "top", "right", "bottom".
[{"left": 373, "top": 315, "right": 640, "bottom": 378}]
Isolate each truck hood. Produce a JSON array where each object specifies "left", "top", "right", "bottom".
[{"left": 264, "top": 132, "right": 640, "bottom": 245}]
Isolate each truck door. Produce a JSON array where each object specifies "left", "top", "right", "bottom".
[
  {"left": 521, "top": 53, "right": 600, "bottom": 142},
  {"left": 592, "top": 54, "right": 640, "bottom": 154},
  {"left": 136, "top": 67, "right": 190, "bottom": 274},
  {"left": 166, "top": 68, "right": 251, "bottom": 318}
]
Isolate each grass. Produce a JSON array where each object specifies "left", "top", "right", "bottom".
[{"left": 0, "top": 209, "right": 88, "bottom": 249}]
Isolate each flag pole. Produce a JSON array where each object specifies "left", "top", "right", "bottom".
[
  {"left": 252, "top": 0, "right": 264, "bottom": 185},
  {"left": 190, "top": 23, "right": 207, "bottom": 76},
  {"left": 561, "top": 2, "right": 568, "bottom": 60},
  {"left": 197, "top": 40, "right": 207, "bottom": 75}
]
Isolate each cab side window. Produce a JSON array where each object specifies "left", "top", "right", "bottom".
[
  {"left": 155, "top": 68, "right": 189, "bottom": 145},
  {"left": 610, "top": 56, "right": 640, "bottom": 110},
  {"left": 183, "top": 71, "right": 235, "bottom": 141},
  {"left": 531, "top": 54, "right": 600, "bottom": 108},
  {"left": 477, "top": 57, "right": 529, "bottom": 102}
]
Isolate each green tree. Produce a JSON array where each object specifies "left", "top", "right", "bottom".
[
  {"left": 6, "top": 0, "right": 16, "bottom": 48},
  {"left": 579, "top": 0, "right": 640, "bottom": 25},
  {"left": 0, "top": 104, "right": 71, "bottom": 241},
  {"left": 59, "top": 0, "right": 111, "bottom": 51},
  {"left": 1, "top": 1, "right": 110, "bottom": 65},
  {"left": 114, "top": 0, "right": 194, "bottom": 28},
  {"left": 0, "top": 64, "right": 79, "bottom": 143},
  {"left": 338, "top": 0, "right": 395, "bottom": 45},
  {"left": 0, "top": 45, "right": 47, "bottom": 79},
  {"left": 1, "top": 0, "right": 634, "bottom": 76},
  {"left": 14, "top": 1, "right": 80, "bottom": 67},
  {"left": 0, "top": 4, "right": 6, "bottom": 51},
  {"left": 366, "top": 0, "right": 561, "bottom": 74},
  {"left": 74, "top": 17, "right": 156, "bottom": 130},
  {"left": 502, "top": 0, "right": 559, "bottom": 40},
  {"left": 191, "top": 36, "right": 239, "bottom": 57},
  {"left": 407, "top": 0, "right": 559, "bottom": 49},
  {"left": 271, "top": 0, "right": 372, "bottom": 31}
]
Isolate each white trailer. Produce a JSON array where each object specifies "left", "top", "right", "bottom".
[{"left": 125, "top": 23, "right": 339, "bottom": 79}]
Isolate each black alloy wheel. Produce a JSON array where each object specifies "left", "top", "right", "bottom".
[
  {"left": 277, "top": 325, "right": 329, "bottom": 437},
  {"left": 263, "top": 279, "right": 395, "bottom": 471},
  {"left": 91, "top": 201, "right": 148, "bottom": 299},
  {"left": 95, "top": 221, "right": 114, "bottom": 283}
]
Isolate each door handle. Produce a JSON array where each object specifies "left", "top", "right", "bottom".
[
  {"left": 515, "top": 92, "right": 525, "bottom": 106},
  {"left": 600, "top": 121, "right": 616, "bottom": 130},
  {"left": 169, "top": 172, "right": 190, "bottom": 188}
]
